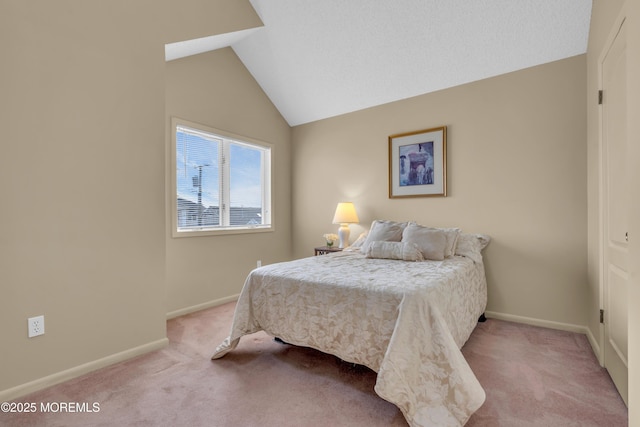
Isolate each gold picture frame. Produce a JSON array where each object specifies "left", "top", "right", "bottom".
[{"left": 389, "top": 126, "right": 447, "bottom": 198}]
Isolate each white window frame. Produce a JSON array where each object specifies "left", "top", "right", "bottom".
[{"left": 171, "top": 117, "right": 274, "bottom": 237}]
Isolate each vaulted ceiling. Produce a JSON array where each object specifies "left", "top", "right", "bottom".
[{"left": 166, "top": 0, "right": 593, "bottom": 126}]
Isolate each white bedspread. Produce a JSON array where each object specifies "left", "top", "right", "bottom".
[{"left": 212, "top": 251, "right": 487, "bottom": 426}]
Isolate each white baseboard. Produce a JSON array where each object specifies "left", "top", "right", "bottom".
[
  {"left": 1, "top": 296, "right": 242, "bottom": 402},
  {"left": 485, "top": 311, "right": 588, "bottom": 334},
  {"left": 484, "top": 311, "right": 603, "bottom": 364},
  {"left": 0, "top": 338, "right": 168, "bottom": 402},
  {"left": 166, "top": 294, "right": 240, "bottom": 320},
  {"left": 585, "top": 325, "right": 604, "bottom": 366}
]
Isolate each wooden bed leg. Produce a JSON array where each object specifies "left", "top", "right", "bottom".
[{"left": 478, "top": 313, "right": 487, "bottom": 323}]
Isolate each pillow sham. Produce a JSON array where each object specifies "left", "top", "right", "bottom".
[
  {"left": 406, "top": 224, "right": 460, "bottom": 257},
  {"left": 364, "top": 241, "right": 424, "bottom": 261},
  {"left": 454, "top": 233, "right": 491, "bottom": 263},
  {"left": 401, "top": 223, "right": 448, "bottom": 261},
  {"left": 360, "top": 220, "right": 409, "bottom": 253}
]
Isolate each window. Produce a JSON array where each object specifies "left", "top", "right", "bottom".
[{"left": 172, "top": 118, "right": 272, "bottom": 236}]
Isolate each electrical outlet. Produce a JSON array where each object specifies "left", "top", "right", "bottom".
[
  {"left": 28, "top": 315, "right": 45, "bottom": 338},
  {"left": 257, "top": 260, "right": 262, "bottom": 268}
]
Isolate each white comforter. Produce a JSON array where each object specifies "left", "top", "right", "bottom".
[{"left": 212, "top": 251, "right": 487, "bottom": 426}]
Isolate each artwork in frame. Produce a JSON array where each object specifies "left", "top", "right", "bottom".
[{"left": 388, "top": 126, "right": 447, "bottom": 198}]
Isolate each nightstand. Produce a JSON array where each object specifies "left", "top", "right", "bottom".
[{"left": 314, "top": 246, "right": 343, "bottom": 256}]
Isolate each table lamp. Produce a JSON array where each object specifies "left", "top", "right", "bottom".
[{"left": 332, "top": 202, "right": 359, "bottom": 248}]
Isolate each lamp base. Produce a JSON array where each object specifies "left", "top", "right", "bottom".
[{"left": 337, "top": 224, "right": 350, "bottom": 248}]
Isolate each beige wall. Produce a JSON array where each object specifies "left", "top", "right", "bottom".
[
  {"left": 292, "top": 56, "right": 588, "bottom": 327},
  {"left": 0, "top": 0, "right": 270, "bottom": 399},
  {"left": 164, "top": 49, "right": 292, "bottom": 315},
  {"left": 0, "top": 0, "right": 167, "bottom": 395},
  {"left": 163, "top": 0, "right": 261, "bottom": 44}
]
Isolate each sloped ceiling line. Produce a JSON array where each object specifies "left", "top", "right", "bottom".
[{"left": 166, "top": 0, "right": 593, "bottom": 126}]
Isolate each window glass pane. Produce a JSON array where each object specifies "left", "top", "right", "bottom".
[
  {"left": 176, "top": 128, "right": 220, "bottom": 230},
  {"left": 172, "top": 118, "right": 272, "bottom": 236},
  {"left": 229, "top": 142, "right": 264, "bottom": 226}
]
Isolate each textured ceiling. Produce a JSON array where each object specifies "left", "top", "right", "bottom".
[{"left": 167, "top": 0, "right": 592, "bottom": 126}]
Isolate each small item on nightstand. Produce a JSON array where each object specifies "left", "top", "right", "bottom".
[
  {"left": 314, "top": 246, "right": 343, "bottom": 256},
  {"left": 323, "top": 233, "right": 339, "bottom": 248}
]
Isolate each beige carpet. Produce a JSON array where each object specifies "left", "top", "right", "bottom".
[{"left": 2, "top": 302, "right": 627, "bottom": 426}]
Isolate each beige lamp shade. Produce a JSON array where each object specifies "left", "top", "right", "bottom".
[{"left": 332, "top": 202, "right": 359, "bottom": 224}]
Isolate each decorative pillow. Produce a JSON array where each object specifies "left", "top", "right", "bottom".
[
  {"left": 365, "top": 241, "right": 424, "bottom": 261},
  {"left": 401, "top": 223, "right": 448, "bottom": 261},
  {"left": 349, "top": 232, "right": 368, "bottom": 249},
  {"left": 454, "top": 233, "right": 491, "bottom": 263},
  {"left": 438, "top": 227, "right": 461, "bottom": 258},
  {"left": 360, "top": 220, "right": 409, "bottom": 253}
]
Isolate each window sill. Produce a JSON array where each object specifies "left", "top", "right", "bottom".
[{"left": 172, "top": 225, "right": 274, "bottom": 238}]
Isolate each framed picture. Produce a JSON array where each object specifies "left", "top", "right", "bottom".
[{"left": 389, "top": 126, "right": 447, "bottom": 198}]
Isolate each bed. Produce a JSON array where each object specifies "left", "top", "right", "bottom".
[{"left": 212, "top": 221, "right": 490, "bottom": 427}]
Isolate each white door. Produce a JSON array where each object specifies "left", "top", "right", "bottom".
[{"left": 601, "top": 18, "right": 628, "bottom": 406}]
